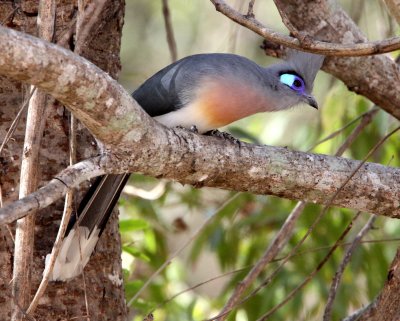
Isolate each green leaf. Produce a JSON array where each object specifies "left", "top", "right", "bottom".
[
  {"left": 122, "top": 244, "right": 150, "bottom": 261},
  {"left": 119, "top": 219, "right": 149, "bottom": 232}
]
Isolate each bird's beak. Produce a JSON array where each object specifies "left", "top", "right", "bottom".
[{"left": 305, "top": 95, "right": 318, "bottom": 109}]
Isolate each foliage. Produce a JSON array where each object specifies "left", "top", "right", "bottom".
[{"left": 119, "top": 0, "right": 400, "bottom": 320}]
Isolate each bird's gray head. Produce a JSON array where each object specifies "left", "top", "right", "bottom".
[{"left": 266, "top": 50, "right": 324, "bottom": 110}]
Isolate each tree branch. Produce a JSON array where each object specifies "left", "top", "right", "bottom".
[
  {"left": 266, "top": 0, "right": 400, "bottom": 121},
  {"left": 383, "top": 0, "right": 400, "bottom": 25},
  {"left": 161, "top": 0, "right": 178, "bottom": 62},
  {"left": 323, "top": 215, "right": 377, "bottom": 321},
  {"left": 11, "top": 2, "right": 55, "bottom": 319},
  {"left": 0, "top": 26, "right": 153, "bottom": 148},
  {"left": 210, "top": 0, "right": 400, "bottom": 56},
  {"left": 0, "top": 158, "right": 104, "bottom": 225},
  {"left": 211, "top": 104, "right": 380, "bottom": 320},
  {"left": 1, "top": 127, "right": 400, "bottom": 224},
  {"left": 0, "top": 26, "right": 399, "bottom": 225}
]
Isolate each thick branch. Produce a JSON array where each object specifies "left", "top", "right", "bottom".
[
  {"left": 1, "top": 133, "right": 400, "bottom": 224},
  {"left": 0, "top": 26, "right": 154, "bottom": 148},
  {"left": 0, "top": 26, "right": 399, "bottom": 222}
]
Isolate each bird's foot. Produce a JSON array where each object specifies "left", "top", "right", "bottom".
[
  {"left": 205, "top": 129, "right": 242, "bottom": 146},
  {"left": 175, "top": 125, "right": 199, "bottom": 134},
  {"left": 189, "top": 125, "right": 199, "bottom": 133}
]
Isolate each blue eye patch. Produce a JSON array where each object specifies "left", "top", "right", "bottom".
[{"left": 279, "top": 73, "right": 305, "bottom": 94}]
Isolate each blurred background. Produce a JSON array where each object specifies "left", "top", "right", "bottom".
[{"left": 118, "top": 1, "right": 400, "bottom": 320}]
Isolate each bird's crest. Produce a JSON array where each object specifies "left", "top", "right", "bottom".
[{"left": 285, "top": 49, "right": 324, "bottom": 91}]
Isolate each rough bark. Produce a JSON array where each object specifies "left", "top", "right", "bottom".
[
  {"left": 211, "top": 0, "right": 400, "bottom": 56},
  {"left": 2, "top": 135, "right": 400, "bottom": 224},
  {"left": 0, "top": 1, "right": 127, "bottom": 320},
  {"left": 271, "top": 1, "right": 400, "bottom": 320},
  {"left": 0, "top": 25, "right": 399, "bottom": 224},
  {"left": 271, "top": 0, "right": 400, "bottom": 121},
  {"left": 383, "top": 0, "right": 400, "bottom": 25},
  {"left": 358, "top": 249, "right": 400, "bottom": 321}
]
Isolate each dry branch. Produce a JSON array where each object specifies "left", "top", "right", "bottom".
[
  {"left": 210, "top": 0, "right": 400, "bottom": 56},
  {"left": 323, "top": 215, "right": 377, "bottom": 321},
  {"left": 1, "top": 129, "right": 400, "bottom": 223},
  {"left": 255, "top": 212, "right": 362, "bottom": 321},
  {"left": 11, "top": 2, "right": 55, "bottom": 320},
  {"left": 210, "top": 0, "right": 400, "bottom": 121},
  {"left": 383, "top": 0, "right": 400, "bottom": 25},
  {"left": 0, "top": 27, "right": 399, "bottom": 223},
  {"left": 211, "top": 108, "right": 380, "bottom": 320},
  {"left": 162, "top": 0, "right": 178, "bottom": 62},
  {"left": 269, "top": 0, "right": 400, "bottom": 121},
  {"left": 0, "top": 26, "right": 150, "bottom": 147},
  {"left": 0, "top": 158, "right": 104, "bottom": 225}
]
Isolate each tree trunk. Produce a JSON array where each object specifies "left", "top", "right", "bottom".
[{"left": 0, "top": 1, "right": 127, "bottom": 320}]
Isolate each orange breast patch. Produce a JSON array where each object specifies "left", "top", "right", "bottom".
[{"left": 192, "top": 78, "right": 272, "bottom": 128}]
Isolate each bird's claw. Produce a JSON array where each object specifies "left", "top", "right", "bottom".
[
  {"left": 189, "top": 125, "right": 199, "bottom": 133},
  {"left": 206, "top": 129, "right": 242, "bottom": 146},
  {"left": 175, "top": 125, "right": 199, "bottom": 133}
]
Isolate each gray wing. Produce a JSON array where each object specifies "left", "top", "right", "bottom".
[{"left": 132, "top": 58, "right": 190, "bottom": 117}]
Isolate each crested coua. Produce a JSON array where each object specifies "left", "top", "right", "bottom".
[{"left": 46, "top": 50, "right": 324, "bottom": 281}]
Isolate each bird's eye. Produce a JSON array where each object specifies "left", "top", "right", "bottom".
[{"left": 279, "top": 73, "right": 305, "bottom": 93}]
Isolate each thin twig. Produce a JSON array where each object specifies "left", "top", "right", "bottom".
[
  {"left": 272, "top": 0, "right": 300, "bottom": 38},
  {"left": 0, "top": 88, "right": 36, "bottom": 157},
  {"left": 26, "top": 190, "right": 74, "bottom": 315},
  {"left": 0, "top": 158, "right": 105, "bottom": 225},
  {"left": 74, "top": 0, "right": 108, "bottom": 54},
  {"left": 323, "top": 215, "right": 377, "bottom": 321},
  {"left": 306, "top": 107, "right": 379, "bottom": 153},
  {"left": 252, "top": 126, "right": 400, "bottom": 320},
  {"left": 246, "top": 0, "right": 256, "bottom": 17},
  {"left": 11, "top": 2, "right": 56, "bottom": 319},
  {"left": 161, "top": 0, "right": 178, "bottom": 62},
  {"left": 276, "top": 238, "right": 400, "bottom": 262},
  {"left": 341, "top": 298, "right": 377, "bottom": 321},
  {"left": 74, "top": 1, "right": 92, "bottom": 319},
  {"left": 27, "top": 1, "right": 105, "bottom": 318},
  {"left": 209, "top": 108, "right": 381, "bottom": 320},
  {"left": 161, "top": 237, "right": 400, "bottom": 309},
  {"left": 208, "top": 201, "right": 306, "bottom": 321},
  {"left": 333, "top": 109, "right": 379, "bottom": 156},
  {"left": 1, "top": 7, "right": 18, "bottom": 26},
  {"left": 210, "top": 0, "right": 400, "bottom": 56},
  {"left": 256, "top": 212, "right": 362, "bottom": 321},
  {"left": 127, "top": 193, "right": 241, "bottom": 306},
  {"left": 160, "top": 267, "right": 249, "bottom": 308}
]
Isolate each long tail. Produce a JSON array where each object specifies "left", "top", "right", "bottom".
[{"left": 45, "top": 174, "right": 130, "bottom": 281}]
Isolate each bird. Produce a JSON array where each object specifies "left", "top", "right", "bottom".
[{"left": 45, "top": 50, "right": 324, "bottom": 281}]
